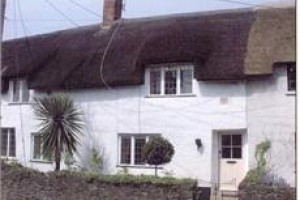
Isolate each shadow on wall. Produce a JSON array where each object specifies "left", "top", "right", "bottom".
[
  {"left": 67, "top": 85, "right": 145, "bottom": 103},
  {"left": 197, "top": 80, "right": 246, "bottom": 98},
  {"left": 246, "top": 66, "right": 285, "bottom": 97}
]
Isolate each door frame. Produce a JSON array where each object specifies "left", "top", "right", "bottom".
[{"left": 212, "top": 129, "right": 247, "bottom": 191}]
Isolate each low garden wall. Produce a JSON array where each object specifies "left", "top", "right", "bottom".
[
  {"left": 238, "top": 169, "right": 296, "bottom": 200},
  {"left": 239, "top": 183, "right": 296, "bottom": 200},
  {"left": 1, "top": 161, "right": 196, "bottom": 200}
]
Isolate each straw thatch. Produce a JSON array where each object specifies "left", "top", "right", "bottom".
[{"left": 1, "top": 7, "right": 295, "bottom": 91}]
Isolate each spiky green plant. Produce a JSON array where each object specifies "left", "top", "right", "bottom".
[{"left": 33, "top": 94, "right": 83, "bottom": 171}]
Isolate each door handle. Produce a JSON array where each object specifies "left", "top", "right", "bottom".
[{"left": 227, "top": 160, "right": 236, "bottom": 164}]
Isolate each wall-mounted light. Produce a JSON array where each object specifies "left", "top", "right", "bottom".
[{"left": 195, "top": 138, "right": 202, "bottom": 149}]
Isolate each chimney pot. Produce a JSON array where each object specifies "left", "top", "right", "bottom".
[{"left": 103, "top": 0, "right": 123, "bottom": 28}]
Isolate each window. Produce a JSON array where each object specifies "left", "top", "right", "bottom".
[
  {"left": 12, "top": 79, "right": 30, "bottom": 103},
  {"left": 119, "top": 134, "right": 156, "bottom": 166},
  {"left": 149, "top": 64, "right": 193, "bottom": 96},
  {"left": 32, "top": 133, "right": 52, "bottom": 161},
  {"left": 287, "top": 63, "right": 296, "bottom": 91},
  {"left": 1, "top": 128, "right": 16, "bottom": 157},
  {"left": 221, "top": 134, "right": 242, "bottom": 159}
]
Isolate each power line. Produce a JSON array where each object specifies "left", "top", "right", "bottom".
[
  {"left": 67, "top": 0, "right": 101, "bottom": 18},
  {"left": 211, "top": 0, "right": 275, "bottom": 9},
  {"left": 12, "top": 0, "right": 27, "bottom": 166},
  {"left": 16, "top": 0, "right": 29, "bottom": 35},
  {"left": 6, "top": 18, "right": 99, "bottom": 22},
  {"left": 44, "top": 0, "right": 78, "bottom": 26},
  {"left": 99, "top": 20, "right": 123, "bottom": 90}
]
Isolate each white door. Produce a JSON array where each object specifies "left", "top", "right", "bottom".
[{"left": 218, "top": 133, "right": 245, "bottom": 191}]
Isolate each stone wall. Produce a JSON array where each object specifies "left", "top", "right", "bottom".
[
  {"left": 1, "top": 162, "right": 195, "bottom": 200},
  {"left": 239, "top": 184, "right": 296, "bottom": 200}
]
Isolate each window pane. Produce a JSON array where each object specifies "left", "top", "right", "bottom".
[
  {"left": 33, "top": 135, "right": 42, "bottom": 159},
  {"left": 232, "top": 147, "right": 242, "bottom": 159},
  {"left": 1, "top": 129, "right": 8, "bottom": 156},
  {"left": 222, "top": 135, "right": 231, "bottom": 146},
  {"left": 165, "top": 70, "right": 177, "bottom": 94},
  {"left": 287, "top": 64, "right": 296, "bottom": 91},
  {"left": 150, "top": 71, "right": 161, "bottom": 94},
  {"left": 13, "top": 79, "right": 20, "bottom": 102},
  {"left": 22, "top": 80, "right": 30, "bottom": 102},
  {"left": 180, "top": 69, "right": 192, "bottom": 94},
  {"left": 232, "top": 135, "right": 242, "bottom": 146},
  {"left": 222, "top": 148, "right": 231, "bottom": 158},
  {"left": 120, "top": 137, "right": 131, "bottom": 164},
  {"left": 134, "top": 137, "right": 146, "bottom": 165},
  {"left": 9, "top": 129, "right": 16, "bottom": 157},
  {"left": 43, "top": 148, "right": 52, "bottom": 161}
]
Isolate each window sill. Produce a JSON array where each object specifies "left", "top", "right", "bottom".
[
  {"left": 8, "top": 102, "right": 33, "bottom": 106},
  {"left": 1, "top": 156, "right": 17, "bottom": 160},
  {"left": 286, "top": 91, "right": 296, "bottom": 96},
  {"left": 116, "top": 164, "right": 163, "bottom": 169},
  {"left": 30, "top": 159, "right": 53, "bottom": 164},
  {"left": 145, "top": 94, "right": 196, "bottom": 98}
]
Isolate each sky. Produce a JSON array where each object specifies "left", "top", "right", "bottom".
[{"left": 3, "top": 0, "right": 295, "bottom": 40}]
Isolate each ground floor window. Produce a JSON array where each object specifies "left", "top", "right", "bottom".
[
  {"left": 31, "top": 133, "right": 52, "bottom": 161},
  {"left": 1, "top": 128, "right": 16, "bottom": 157},
  {"left": 119, "top": 134, "right": 158, "bottom": 166}
]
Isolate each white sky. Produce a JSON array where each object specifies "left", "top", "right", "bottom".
[{"left": 3, "top": 0, "right": 295, "bottom": 40}]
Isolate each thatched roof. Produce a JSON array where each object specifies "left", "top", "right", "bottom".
[{"left": 2, "top": 7, "right": 295, "bottom": 91}]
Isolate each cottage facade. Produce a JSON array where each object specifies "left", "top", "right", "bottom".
[{"left": 1, "top": 0, "right": 296, "bottom": 191}]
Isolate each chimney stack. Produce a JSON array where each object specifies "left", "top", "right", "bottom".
[{"left": 103, "top": 0, "right": 123, "bottom": 28}]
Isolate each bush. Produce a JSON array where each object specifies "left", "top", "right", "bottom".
[
  {"left": 143, "top": 136, "right": 175, "bottom": 176},
  {"left": 238, "top": 140, "right": 295, "bottom": 200}
]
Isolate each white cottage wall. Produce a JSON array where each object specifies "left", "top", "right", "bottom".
[
  {"left": 1, "top": 75, "right": 247, "bottom": 185},
  {"left": 246, "top": 66, "right": 296, "bottom": 186}
]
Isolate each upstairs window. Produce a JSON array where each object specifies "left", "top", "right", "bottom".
[
  {"left": 149, "top": 64, "right": 193, "bottom": 96},
  {"left": 287, "top": 63, "right": 296, "bottom": 91},
  {"left": 12, "top": 79, "right": 30, "bottom": 103},
  {"left": 1, "top": 128, "right": 16, "bottom": 157}
]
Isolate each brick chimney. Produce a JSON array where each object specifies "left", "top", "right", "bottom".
[{"left": 103, "top": 0, "right": 123, "bottom": 28}]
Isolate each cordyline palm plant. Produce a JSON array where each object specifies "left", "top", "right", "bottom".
[{"left": 33, "top": 94, "right": 83, "bottom": 171}]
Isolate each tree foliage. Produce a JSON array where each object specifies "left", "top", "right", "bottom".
[
  {"left": 143, "top": 136, "right": 175, "bottom": 176},
  {"left": 240, "top": 139, "right": 272, "bottom": 187},
  {"left": 33, "top": 94, "right": 83, "bottom": 171}
]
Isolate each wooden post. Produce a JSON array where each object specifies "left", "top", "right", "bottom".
[
  {"left": 0, "top": 2, "right": 6, "bottom": 199},
  {"left": 1, "top": 0, "right": 6, "bottom": 36}
]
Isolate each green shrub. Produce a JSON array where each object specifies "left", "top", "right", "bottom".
[
  {"left": 89, "top": 147, "right": 103, "bottom": 174},
  {"left": 239, "top": 140, "right": 271, "bottom": 189},
  {"left": 142, "top": 136, "right": 175, "bottom": 176}
]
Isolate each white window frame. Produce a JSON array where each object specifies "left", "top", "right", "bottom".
[
  {"left": 31, "top": 133, "right": 52, "bottom": 162},
  {"left": 10, "top": 79, "right": 30, "bottom": 103},
  {"left": 118, "top": 134, "right": 159, "bottom": 166},
  {"left": 1, "top": 128, "right": 16, "bottom": 158},
  {"left": 148, "top": 63, "right": 194, "bottom": 97}
]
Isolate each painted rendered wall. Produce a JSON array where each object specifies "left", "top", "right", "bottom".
[
  {"left": 1, "top": 70, "right": 247, "bottom": 187},
  {"left": 1, "top": 66, "right": 295, "bottom": 187},
  {"left": 246, "top": 66, "right": 296, "bottom": 186}
]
